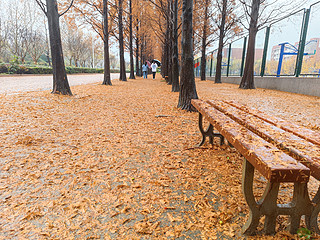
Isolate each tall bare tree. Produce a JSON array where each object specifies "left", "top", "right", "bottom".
[
  {"left": 239, "top": 0, "right": 303, "bottom": 89},
  {"left": 7, "top": 2, "right": 32, "bottom": 64},
  {"left": 118, "top": 0, "right": 127, "bottom": 81},
  {"left": 239, "top": 0, "right": 260, "bottom": 89},
  {"left": 171, "top": 0, "right": 179, "bottom": 92},
  {"left": 128, "top": 0, "right": 135, "bottom": 79},
  {"left": 178, "top": 0, "right": 198, "bottom": 111},
  {"left": 135, "top": 18, "right": 141, "bottom": 77},
  {"left": 102, "top": 0, "right": 112, "bottom": 85},
  {"left": 213, "top": 0, "right": 242, "bottom": 83},
  {"left": 29, "top": 31, "right": 46, "bottom": 64},
  {"left": 0, "top": 18, "right": 9, "bottom": 62},
  {"left": 71, "top": 0, "right": 112, "bottom": 85},
  {"left": 35, "top": 0, "right": 73, "bottom": 95},
  {"left": 200, "top": 0, "right": 210, "bottom": 81}
]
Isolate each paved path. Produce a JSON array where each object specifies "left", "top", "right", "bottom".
[
  {"left": 0, "top": 73, "right": 120, "bottom": 94},
  {"left": 0, "top": 78, "right": 319, "bottom": 239}
]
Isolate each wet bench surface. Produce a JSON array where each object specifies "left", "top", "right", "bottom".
[{"left": 191, "top": 99, "right": 320, "bottom": 235}]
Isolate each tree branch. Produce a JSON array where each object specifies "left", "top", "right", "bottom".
[
  {"left": 35, "top": 0, "right": 47, "bottom": 16},
  {"left": 59, "top": 0, "right": 75, "bottom": 17}
]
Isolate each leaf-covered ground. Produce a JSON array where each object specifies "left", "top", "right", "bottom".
[{"left": 0, "top": 76, "right": 319, "bottom": 239}]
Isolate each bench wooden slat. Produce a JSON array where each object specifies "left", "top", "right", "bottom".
[
  {"left": 225, "top": 100, "right": 320, "bottom": 147},
  {"left": 191, "top": 99, "right": 310, "bottom": 183},
  {"left": 208, "top": 100, "right": 320, "bottom": 180}
]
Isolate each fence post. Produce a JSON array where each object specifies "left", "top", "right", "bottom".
[
  {"left": 209, "top": 53, "right": 213, "bottom": 77},
  {"left": 260, "top": 27, "right": 270, "bottom": 77},
  {"left": 195, "top": 58, "right": 198, "bottom": 77},
  {"left": 195, "top": 58, "right": 199, "bottom": 77},
  {"left": 206, "top": 55, "right": 210, "bottom": 76},
  {"left": 226, "top": 43, "right": 232, "bottom": 77},
  {"left": 276, "top": 44, "right": 286, "bottom": 77},
  {"left": 240, "top": 37, "right": 247, "bottom": 77},
  {"left": 295, "top": 8, "right": 310, "bottom": 77}
]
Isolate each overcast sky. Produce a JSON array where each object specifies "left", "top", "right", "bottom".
[
  {"left": 2, "top": 0, "right": 320, "bottom": 61},
  {"left": 208, "top": 0, "right": 320, "bottom": 57}
]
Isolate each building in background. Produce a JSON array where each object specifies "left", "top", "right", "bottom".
[
  {"left": 222, "top": 48, "right": 263, "bottom": 60},
  {"left": 271, "top": 38, "right": 320, "bottom": 61}
]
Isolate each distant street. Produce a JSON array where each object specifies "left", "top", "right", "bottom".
[{"left": 0, "top": 73, "right": 120, "bottom": 94}]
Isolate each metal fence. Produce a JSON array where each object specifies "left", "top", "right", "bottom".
[{"left": 195, "top": 1, "right": 320, "bottom": 78}]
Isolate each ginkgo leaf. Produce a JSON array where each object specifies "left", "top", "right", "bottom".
[{"left": 0, "top": 77, "right": 318, "bottom": 240}]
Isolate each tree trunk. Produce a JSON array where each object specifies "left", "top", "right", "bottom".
[
  {"left": 129, "top": 0, "right": 135, "bottom": 79},
  {"left": 135, "top": 38, "right": 140, "bottom": 77},
  {"left": 44, "top": 20, "right": 51, "bottom": 67},
  {"left": 161, "top": 44, "right": 166, "bottom": 78},
  {"left": 21, "top": 55, "right": 26, "bottom": 64},
  {"left": 239, "top": 0, "right": 260, "bottom": 89},
  {"left": 118, "top": 0, "right": 127, "bottom": 81},
  {"left": 200, "top": 0, "right": 209, "bottom": 81},
  {"left": 162, "top": 2, "right": 171, "bottom": 83},
  {"left": 46, "top": 50, "right": 51, "bottom": 67},
  {"left": 46, "top": 0, "right": 72, "bottom": 95},
  {"left": 102, "top": 0, "right": 112, "bottom": 85},
  {"left": 178, "top": 0, "right": 198, "bottom": 111},
  {"left": 171, "top": 0, "right": 179, "bottom": 92},
  {"left": 215, "top": 0, "right": 227, "bottom": 84},
  {"left": 162, "top": 33, "right": 169, "bottom": 81},
  {"left": 140, "top": 36, "right": 143, "bottom": 75},
  {"left": 167, "top": 0, "right": 173, "bottom": 85},
  {"left": 135, "top": 19, "right": 141, "bottom": 77}
]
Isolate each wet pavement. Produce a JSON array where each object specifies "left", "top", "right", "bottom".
[{"left": 0, "top": 73, "right": 119, "bottom": 94}]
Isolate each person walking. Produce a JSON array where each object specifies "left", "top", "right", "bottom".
[
  {"left": 142, "top": 62, "right": 149, "bottom": 79},
  {"left": 151, "top": 61, "right": 158, "bottom": 79}
]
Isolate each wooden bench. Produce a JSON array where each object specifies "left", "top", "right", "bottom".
[{"left": 191, "top": 99, "right": 320, "bottom": 235}]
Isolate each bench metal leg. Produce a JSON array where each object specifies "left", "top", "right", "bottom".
[
  {"left": 242, "top": 159, "right": 280, "bottom": 235},
  {"left": 306, "top": 186, "right": 320, "bottom": 234},
  {"left": 242, "top": 159, "right": 313, "bottom": 236},
  {"left": 287, "top": 182, "right": 312, "bottom": 234},
  {"left": 242, "top": 158, "right": 263, "bottom": 235},
  {"left": 227, "top": 141, "right": 234, "bottom": 148},
  {"left": 197, "top": 113, "right": 224, "bottom": 147}
]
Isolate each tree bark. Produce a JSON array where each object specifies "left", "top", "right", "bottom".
[
  {"left": 178, "top": 0, "right": 198, "bottom": 111},
  {"left": 118, "top": 0, "right": 127, "bottom": 81},
  {"left": 140, "top": 36, "right": 144, "bottom": 75},
  {"left": 167, "top": 1, "right": 173, "bottom": 85},
  {"left": 200, "top": 0, "right": 209, "bottom": 81},
  {"left": 162, "top": 30, "right": 169, "bottom": 81},
  {"left": 161, "top": 44, "right": 166, "bottom": 78},
  {"left": 102, "top": 0, "right": 112, "bottom": 85},
  {"left": 171, "top": 0, "right": 179, "bottom": 92},
  {"left": 135, "top": 19, "right": 141, "bottom": 77},
  {"left": 129, "top": 0, "right": 135, "bottom": 79},
  {"left": 135, "top": 38, "right": 140, "bottom": 77},
  {"left": 215, "top": 0, "right": 227, "bottom": 84},
  {"left": 46, "top": 0, "right": 72, "bottom": 95},
  {"left": 239, "top": 0, "right": 260, "bottom": 89}
]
